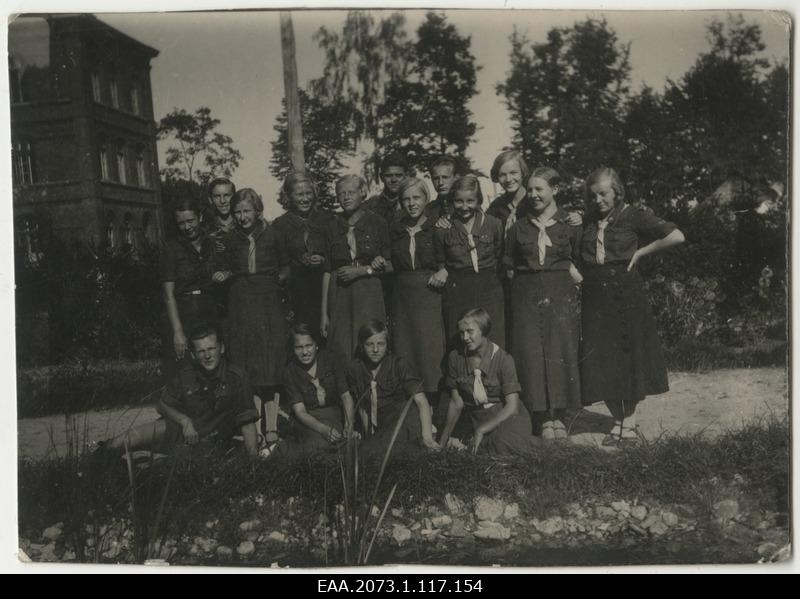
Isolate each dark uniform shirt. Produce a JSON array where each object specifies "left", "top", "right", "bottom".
[
  {"left": 390, "top": 216, "right": 438, "bottom": 272},
  {"left": 506, "top": 208, "right": 581, "bottom": 271},
  {"left": 445, "top": 342, "right": 521, "bottom": 407},
  {"left": 272, "top": 209, "right": 332, "bottom": 268},
  {"left": 220, "top": 220, "right": 289, "bottom": 276},
  {"left": 425, "top": 194, "right": 453, "bottom": 221},
  {"left": 433, "top": 212, "right": 504, "bottom": 272},
  {"left": 325, "top": 210, "right": 391, "bottom": 270},
  {"left": 207, "top": 218, "right": 236, "bottom": 252},
  {"left": 486, "top": 192, "right": 535, "bottom": 228},
  {"left": 364, "top": 191, "right": 403, "bottom": 225},
  {"left": 580, "top": 204, "right": 678, "bottom": 265},
  {"left": 344, "top": 354, "right": 423, "bottom": 405},
  {"left": 158, "top": 358, "right": 259, "bottom": 437},
  {"left": 160, "top": 235, "right": 217, "bottom": 295},
  {"left": 283, "top": 350, "right": 347, "bottom": 412}
]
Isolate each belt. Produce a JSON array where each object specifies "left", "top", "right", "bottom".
[{"left": 181, "top": 289, "right": 207, "bottom": 296}]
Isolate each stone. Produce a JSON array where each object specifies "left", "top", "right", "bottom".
[
  {"left": 611, "top": 501, "right": 630, "bottom": 513},
  {"left": 564, "top": 502, "right": 582, "bottom": 515},
  {"left": 42, "top": 523, "right": 63, "bottom": 541},
  {"left": 239, "top": 519, "right": 262, "bottom": 533},
  {"left": 504, "top": 503, "right": 520, "bottom": 520},
  {"left": 445, "top": 493, "right": 466, "bottom": 515},
  {"left": 268, "top": 531, "right": 287, "bottom": 543},
  {"left": 410, "top": 522, "right": 421, "bottom": 531},
  {"left": 236, "top": 541, "right": 255, "bottom": 556},
  {"left": 662, "top": 512, "right": 679, "bottom": 527},
  {"left": 40, "top": 543, "right": 59, "bottom": 562},
  {"left": 371, "top": 506, "right": 381, "bottom": 518},
  {"left": 641, "top": 515, "right": 662, "bottom": 530},
  {"left": 392, "top": 526, "right": 412, "bottom": 545},
  {"left": 713, "top": 499, "right": 740, "bottom": 524},
  {"left": 217, "top": 546, "right": 233, "bottom": 560},
  {"left": 244, "top": 531, "right": 259, "bottom": 542},
  {"left": 595, "top": 506, "right": 617, "bottom": 519},
  {"left": 391, "top": 508, "right": 404, "bottom": 518},
  {"left": 629, "top": 523, "right": 647, "bottom": 536},
  {"left": 445, "top": 519, "right": 469, "bottom": 538},
  {"left": 630, "top": 505, "right": 648, "bottom": 521},
  {"left": 474, "top": 521, "right": 511, "bottom": 541},
  {"left": 757, "top": 543, "right": 779, "bottom": 558},
  {"left": 423, "top": 517, "right": 433, "bottom": 530},
  {"left": 534, "top": 517, "right": 564, "bottom": 537},
  {"left": 205, "top": 520, "right": 219, "bottom": 529},
  {"left": 474, "top": 497, "right": 504, "bottom": 522},
  {"left": 431, "top": 515, "right": 452, "bottom": 528},
  {"left": 649, "top": 521, "right": 669, "bottom": 536}
]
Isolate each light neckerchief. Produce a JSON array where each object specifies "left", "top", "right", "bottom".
[
  {"left": 405, "top": 215, "right": 427, "bottom": 271},
  {"left": 504, "top": 191, "right": 525, "bottom": 236},
  {"left": 460, "top": 213, "right": 481, "bottom": 274},
  {"left": 529, "top": 214, "right": 558, "bottom": 266},
  {"left": 470, "top": 343, "right": 499, "bottom": 408},
  {"left": 345, "top": 212, "right": 363, "bottom": 264},
  {"left": 596, "top": 204, "right": 628, "bottom": 264},
  {"left": 307, "top": 361, "right": 326, "bottom": 407}
]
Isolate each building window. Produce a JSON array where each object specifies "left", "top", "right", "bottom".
[
  {"left": 99, "top": 146, "right": 110, "bottom": 180},
  {"left": 110, "top": 79, "right": 119, "bottom": 109},
  {"left": 123, "top": 213, "right": 135, "bottom": 248},
  {"left": 106, "top": 211, "right": 117, "bottom": 249},
  {"left": 116, "top": 146, "right": 127, "bottom": 184},
  {"left": 130, "top": 86, "right": 141, "bottom": 115},
  {"left": 135, "top": 147, "right": 148, "bottom": 187},
  {"left": 142, "top": 212, "right": 156, "bottom": 246},
  {"left": 13, "top": 141, "right": 34, "bottom": 185},
  {"left": 91, "top": 72, "right": 102, "bottom": 103}
]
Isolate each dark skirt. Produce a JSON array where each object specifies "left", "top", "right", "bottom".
[
  {"left": 580, "top": 263, "right": 669, "bottom": 409},
  {"left": 285, "top": 405, "right": 344, "bottom": 455},
  {"left": 392, "top": 271, "right": 446, "bottom": 393},
  {"left": 358, "top": 397, "right": 423, "bottom": 454},
  {"left": 470, "top": 402, "right": 539, "bottom": 456},
  {"left": 511, "top": 271, "right": 581, "bottom": 413},
  {"left": 327, "top": 275, "right": 386, "bottom": 360},
  {"left": 444, "top": 270, "right": 505, "bottom": 349},
  {"left": 288, "top": 268, "right": 324, "bottom": 336},
  {"left": 227, "top": 274, "right": 286, "bottom": 387}
]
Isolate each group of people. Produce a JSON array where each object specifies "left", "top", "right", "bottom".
[{"left": 105, "top": 150, "right": 685, "bottom": 459}]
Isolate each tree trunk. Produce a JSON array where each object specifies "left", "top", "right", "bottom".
[{"left": 280, "top": 12, "right": 305, "bottom": 173}]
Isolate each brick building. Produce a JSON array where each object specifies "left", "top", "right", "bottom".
[{"left": 9, "top": 14, "right": 162, "bottom": 264}]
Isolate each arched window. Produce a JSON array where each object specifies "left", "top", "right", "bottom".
[
  {"left": 123, "top": 212, "right": 134, "bottom": 248},
  {"left": 12, "top": 140, "right": 34, "bottom": 184},
  {"left": 135, "top": 145, "right": 148, "bottom": 187},
  {"left": 130, "top": 84, "right": 141, "bottom": 115},
  {"left": 142, "top": 211, "right": 156, "bottom": 246},
  {"left": 116, "top": 142, "right": 127, "bottom": 184},
  {"left": 106, "top": 210, "right": 117, "bottom": 249},
  {"left": 99, "top": 143, "right": 110, "bottom": 180},
  {"left": 110, "top": 77, "right": 119, "bottom": 109}
]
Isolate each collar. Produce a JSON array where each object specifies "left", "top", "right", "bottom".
[
  {"left": 393, "top": 214, "right": 431, "bottom": 235},
  {"left": 467, "top": 341, "right": 497, "bottom": 374},
  {"left": 529, "top": 206, "right": 568, "bottom": 224},
  {"left": 235, "top": 219, "right": 266, "bottom": 240},
  {"left": 601, "top": 203, "right": 629, "bottom": 225},
  {"left": 195, "top": 356, "right": 228, "bottom": 384},
  {"left": 454, "top": 211, "right": 484, "bottom": 237}
]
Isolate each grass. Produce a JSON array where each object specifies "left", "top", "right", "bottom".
[{"left": 18, "top": 417, "right": 790, "bottom": 565}]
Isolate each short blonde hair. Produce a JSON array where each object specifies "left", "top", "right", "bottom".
[
  {"left": 397, "top": 177, "right": 430, "bottom": 204},
  {"left": 231, "top": 188, "right": 263, "bottom": 214},
  {"left": 490, "top": 150, "right": 531, "bottom": 184},
  {"left": 585, "top": 167, "right": 626, "bottom": 204},
  {"left": 458, "top": 307, "right": 491, "bottom": 336}
]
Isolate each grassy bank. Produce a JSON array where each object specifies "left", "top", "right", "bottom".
[{"left": 18, "top": 418, "right": 790, "bottom": 566}]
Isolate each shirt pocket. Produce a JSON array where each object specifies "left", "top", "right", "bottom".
[
  {"left": 516, "top": 238, "right": 539, "bottom": 263},
  {"left": 357, "top": 232, "right": 377, "bottom": 258},
  {"left": 607, "top": 227, "right": 638, "bottom": 257}
]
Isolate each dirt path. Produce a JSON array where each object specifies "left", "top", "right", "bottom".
[{"left": 17, "top": 368, "right": 788, "bottom": 461}]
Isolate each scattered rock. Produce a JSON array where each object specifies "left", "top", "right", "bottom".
[
  {"left": 205, "top": 520, "right": 219, "bottom": 529},
  {"left": 533, "top": 517, "right": 564, "bottom": 537},
  {"left": 268, "top": 531, "right": 287, "bottom": 543},
  {"left": 42, "top": 523, "right": 63, "bottom": 542},
  {"left": 431, "top": 515, "right": 452, "bottom": 528},
  {"left": 649, "top": 521, "right": 669, "bottom": 536},
  {"left": 757, "top": 543, "right": 779, "bottom": 558},
  {"left": 474, "top": 497, "right": 504, "bottom": 522},
  {"left": 392, "top": 526, "right": 412, "bottom": 545},
  {"left": 445, "top": 493, "right": 465, "bottom": 515},
  {"left": 713, "top": 499, "right": 740, "bottom": 524},
  {"left": 217, "top": 546, "right": 233, "bottom": 560},
  {"left": 595, "top": 506, "right": 617, "bottom": 519},
  {"left": 564, "top": 502, "right": 582, "bottom": 515},
  {"left": 662, "top": 512, "right": 679, "bottom": 527},
  {"left": 371, "top": 506, "right": 380, "bottom": 518},
  {"left": 236, "top": 541, "right": 255, "bottom": 556},
  {"left": 504, "top": 503, "right": 520, "bottom": 520},
  {"left": 641, "top": 514, "right": 662, "bottom": 531},
  {"left": 420, "top": 529, "right": 440, "bottom": 538},
  {"left": 474, "top": 521, "right": 511, "bottom": 541},
  {"left": 239, "top": 519, "right": 262, "bottom": 533},
  {"left": 39, "top": 543, "right": 59, "bottom": 562},
  {"left": 611, "top": 501, "right": 630, "bottom": 513},
  {"left": 630, "top": 505, "right": 648, "bottom": 521},
  {"left": 423, "top": 517, "right": 433, "bottom": 530},
  {"left": 391, "top": 508, "right": 404, "bottom": 518},
  {"left": 410, "top": 522, "right": 421, "bottom": 531},
  {"left": 445, "top": 519, "right": 469, "bottom": 538},
  {"left": 243, "top": 531, "right": 259, "bottom": 542}
]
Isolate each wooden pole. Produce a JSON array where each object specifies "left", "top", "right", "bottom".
[{"left": 280, "top": 11, "right": 305, "bottom": 173}]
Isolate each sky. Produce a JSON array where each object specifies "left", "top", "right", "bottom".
[{"left": 95, "top": 9, "right": 791, "bottom": 220}]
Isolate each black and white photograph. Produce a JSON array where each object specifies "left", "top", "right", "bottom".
[{"left": 4, "top": 2, "right": 793, "bottom": 571}]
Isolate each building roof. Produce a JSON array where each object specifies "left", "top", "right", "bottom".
[{"left": 38, "top": 13, "right": 160, "bottom": 59}]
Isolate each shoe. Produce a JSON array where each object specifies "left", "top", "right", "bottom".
[
  {"left": 618, "top": 426, "right": 642, "bottom": 447},
  {"left": 553, "top": 421, "right": 568, "bottom": 442},
  {"left": 541, "top": 422, "right": 555, "bottom": 442},
  {"left": 601, "top": 432, "right": 620, "bottom": 447}
]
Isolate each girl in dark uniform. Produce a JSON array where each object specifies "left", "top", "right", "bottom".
[
  {"left": 272, "top": 172, "right": 333, "bottom": 339},
  {"left": 283, "top": 323, "right": 355, "bottom": 453},
  {"left": 507, "top": 167, "right": 583, "bottom": 441},
  {"left": 439, "top": 308, "right": 537, "bottom": 456},
  {"left": 431, "top": 175, "right": 506, "bottom": 348},
  {"left": 579, "top": 168, "right": 685, "bottom": 446},
  {"left": 213, "top": 188, "right": 289, "bottom": 442},
  {"left": 321, "top": 175, "right": 390, "bottom": 360},
  {"left": 390, "top": 177, "right": 446, "bottom": 396},
  {"left": 343, "top": 320, "right": 440, "bottom": 452}
]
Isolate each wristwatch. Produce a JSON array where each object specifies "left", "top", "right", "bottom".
[{"left": 366, "top": 266, "right": 374, "bottom": 276}]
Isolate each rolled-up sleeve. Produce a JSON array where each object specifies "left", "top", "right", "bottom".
[
  {"left": 396, "top": 356, "right": 424, "bottom": 397},
  {"left": 498, "top": 353, "right": 522, "bottom": 396},
  {"left": 631, "top": 209, "right": 677, "bottom": 243}
]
